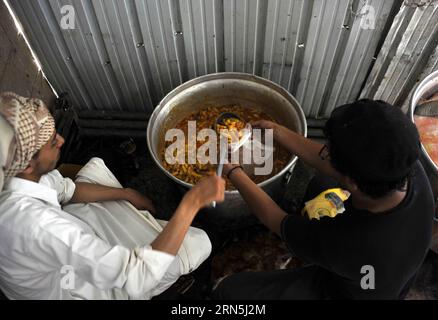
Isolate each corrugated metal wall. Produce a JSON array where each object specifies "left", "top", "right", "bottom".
[
  {"left": 8, "top": 0, "right": 397, "bottom": 117},
  {"left": 361, "top": 0, "right": 438, "bottom": 112},
  {"left": 0, "top": 1, "right": 56, "bottom": 106}
]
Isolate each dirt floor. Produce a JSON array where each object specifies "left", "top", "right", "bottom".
[{"left": 62, "top": 135, "right": 438, "bottom": 300}]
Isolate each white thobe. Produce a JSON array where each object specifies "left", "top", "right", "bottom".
[{"left": 0, "top": 158, "right": 211, "bottom": 300}]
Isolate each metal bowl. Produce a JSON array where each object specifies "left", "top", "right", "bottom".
[
  {"left": 409, "top": 69, "right": 438, "bottom": 197},
  {"left": 147, "top": 72, "right": 307, "bottom": 221}
]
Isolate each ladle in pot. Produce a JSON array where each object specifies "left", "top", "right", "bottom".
[{"left": 212, "top": 113, "right": 252, "bottom": 208}]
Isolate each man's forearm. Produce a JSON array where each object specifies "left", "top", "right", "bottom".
[
  {"left": 150, "top": 194, "right": 200, "bottom": 255},
  {"left": 70, "top": 182, "right": 130, "bottom": 204},
  {"left": 275, "top": 125, "right": 341, "bottom": 180},
  {"left": 229, "top": 169, "right": 287, "bottom": 236}
]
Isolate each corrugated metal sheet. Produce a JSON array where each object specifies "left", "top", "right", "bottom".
[
  {"left": 361, "top": 1, "right": 438, "bottom": 112},
  {"left": 7, "top": 0, "right": 397, "bottom": 117}
]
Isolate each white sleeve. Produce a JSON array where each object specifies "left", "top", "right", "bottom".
[
  {"left": 30, "top": 208, "right": 175, "bottom": 298},
  {"left": 39, "top": 170, "right": 76, "bottom": 205}
]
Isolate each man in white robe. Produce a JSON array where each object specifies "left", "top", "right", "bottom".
[{"left": 0, "top": 92, "right": 225, "bottom": 300}]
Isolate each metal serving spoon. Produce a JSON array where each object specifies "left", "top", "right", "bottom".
[
  {"left": 215, "top": 112, "right": 252, "bottom": 151},
  {"left": 211, "top": 113, "right": 252, "bottom": 208}
]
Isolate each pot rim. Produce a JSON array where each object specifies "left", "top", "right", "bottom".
[{"left": 146, "top": 72, "right": 307, "bottom": 193}]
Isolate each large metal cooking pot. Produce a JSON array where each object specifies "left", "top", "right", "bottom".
[
  {"left": 409, "top": 69, "right": 438, "bottom": 199},
  {"left": 147, "top": 73, "right": 307, "bottom": 226}
]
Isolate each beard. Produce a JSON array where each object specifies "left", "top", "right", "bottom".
[{"left": 36, "top": 158, "right": 59, "bottom": 176}]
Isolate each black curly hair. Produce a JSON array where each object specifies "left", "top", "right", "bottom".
[{"left": 324, "top": 99, "right": 420, "bottom": 199}]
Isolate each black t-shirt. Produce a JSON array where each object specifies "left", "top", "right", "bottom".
[{"left": 281, "top": 161, "right": 435, "bottom": 299}]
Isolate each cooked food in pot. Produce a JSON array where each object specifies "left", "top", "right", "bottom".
[
  {"left": 161, "top": 105, "right": 290, "bottom": 188},
  {"left": 414, "top": 115, "right": 438, "bottom": 167}
]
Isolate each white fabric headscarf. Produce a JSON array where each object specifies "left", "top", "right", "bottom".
[{"left": 0, "top": 92, "right": 55, "bottom": 190}]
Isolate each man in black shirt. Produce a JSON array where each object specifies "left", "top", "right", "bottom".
[{"left": 214, "top": 99, "right": 435, "bottom": 299}]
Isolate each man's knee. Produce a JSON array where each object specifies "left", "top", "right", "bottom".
[
  {"left": 182, "top": 227, "right": 212, "bottom": 270},
  {"left": 76, "top": 157, "right": 122, "bottom": 188},
  {"left": 193, "top": 227, "right": 212, "bottom": 260}
]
